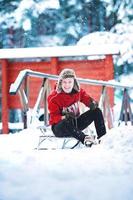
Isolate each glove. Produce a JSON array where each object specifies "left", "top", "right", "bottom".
[
  {"left": 89, "top": 100, "right": 98, "bottom": 110},
  {"left": 62, "top": 111, "right": 75, "bottom": 119}
]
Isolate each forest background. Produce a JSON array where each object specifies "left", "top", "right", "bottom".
[{"left": 0, "top": 0, "right": 132, "bottom": 76}]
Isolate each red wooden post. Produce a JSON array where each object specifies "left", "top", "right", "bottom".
[
  {"left": 50, "top": 57, "right": 58, "bottom": 89},
  {"left": 51, "top": 57, "right": 58, "bottom": 74},
  {"left": 1, "top": 59, "right": 9, "bottom": 133}
]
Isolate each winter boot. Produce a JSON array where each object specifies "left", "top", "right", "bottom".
[{"left": 84, "top": 135, "right": 100, "bottom": 147}]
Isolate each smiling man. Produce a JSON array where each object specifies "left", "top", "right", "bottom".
[{"left": 48, "top": 68, "right": 106, "bottom": 147}]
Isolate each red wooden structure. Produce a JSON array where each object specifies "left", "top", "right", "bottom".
[{"left": 0, "top": 45, "right": 120, "bottom": 133}]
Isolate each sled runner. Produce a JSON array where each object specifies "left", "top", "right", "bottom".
[{"left": 35, "top": 126, "right": 81, "bottom": 150}]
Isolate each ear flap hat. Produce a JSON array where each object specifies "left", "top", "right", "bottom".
[{"left": 56, "top": 68, "right": 80, "bottom": 93}]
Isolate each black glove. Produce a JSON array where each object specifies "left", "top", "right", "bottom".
[
  {"left": 62, "top": 111, "right": 75, "bottom": 119},
  {"left": 89, "top": 100, "right": 98, "bottom": 110}
]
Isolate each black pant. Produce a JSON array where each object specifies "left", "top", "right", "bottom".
[{"left": 52, "top": 108, "right": 106, "bottom": 144}]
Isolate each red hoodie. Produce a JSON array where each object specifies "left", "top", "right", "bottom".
[{"left": 48, "top": 88, "right": 93, "bottom": 125}]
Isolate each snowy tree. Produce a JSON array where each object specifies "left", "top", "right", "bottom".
[
  {"left": 0, "top": 0, "right": 132, "bottom": 75},
  {"left": 0, "top": 0, "right": 60, "bottom": 47},
  {"left": 0, "top": 0, "right": 115, "bottom": 47},
  {"left": 77, "top": 0, "right": 133, "bottom": 76}
]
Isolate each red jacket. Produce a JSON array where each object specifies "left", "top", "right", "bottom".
[{"left": 48, "top": 88, "right": 93, "bottom": 125}]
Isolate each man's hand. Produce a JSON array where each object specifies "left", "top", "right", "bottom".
[
  {"left": 89, "top": 100, "right": 98, "bottom": 110},
  {"left": 62, "top": 111, "right": 75, "bottom": 120},
  {"left": 65, "top": 111, "right": 75, "bottom": 119}
]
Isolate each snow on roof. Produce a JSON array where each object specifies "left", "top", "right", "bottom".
[
  {"left": 77, "top": 31, "right": 133, "bottom": 66},
  {"left": 0, "top": 45, "right": 120, "bottom": 59}
]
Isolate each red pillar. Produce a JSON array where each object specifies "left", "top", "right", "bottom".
[
  {"left": 1, "top": 59, "right": 9, "bottom": 133},
  {"left": 51, "top": 57, "right": 58, "bottom": 74},
  {"left": 104, "top": 55, "right": 114, "bottom": 107},
  {"left": 50, "top": 57, "right": 58, "bottom": 89},
  {"left": 104, "top": 55, "right": 114, "bottom": 80}
]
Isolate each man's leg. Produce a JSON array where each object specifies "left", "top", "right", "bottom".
[
  {"left": 77, "top": 108, "right": 106, "bottom": 139},
  {"left": 52, "top": 119, "right": 86, "bottom": 143}
]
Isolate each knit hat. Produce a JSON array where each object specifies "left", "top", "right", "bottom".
[{"left": 56, "top": 68, "right": 80, "bottom": 93}]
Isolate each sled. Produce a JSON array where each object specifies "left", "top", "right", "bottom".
[{"left": 35, "top": 126, "right": 81, "bottom": 150}]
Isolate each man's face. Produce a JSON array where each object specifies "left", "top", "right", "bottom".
[{"left": 62, "top": 78, "right": 74, "bottom": 93}]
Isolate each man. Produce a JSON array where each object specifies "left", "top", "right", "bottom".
[{"left": 48, "top": 68, "right": 106, "bottom": 147}]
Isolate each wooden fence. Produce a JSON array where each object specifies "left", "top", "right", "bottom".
[{"left": 9, "top": 69, "right": 133, "bottom": 131}]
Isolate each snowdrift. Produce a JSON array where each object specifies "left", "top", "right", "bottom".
[{"left": 0, "top": 125, "right": 133, "bottom": 200}]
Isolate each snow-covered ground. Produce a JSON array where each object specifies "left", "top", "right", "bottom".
[{"left": 0, "top": 123, "right": 133, "bottom": 200}]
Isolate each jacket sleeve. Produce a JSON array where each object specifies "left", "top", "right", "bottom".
[
  {"left": 48, "top": 97, "right": 62, "bottom": 124},
  {"left": 80, "top": 88, "right": 93, "bottom": 107}
]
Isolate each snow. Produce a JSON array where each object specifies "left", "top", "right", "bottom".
[
  {"left": 0, "top": 44, "right": 120, "bottom": 59},
  {"left": 13, "top": 0, "right": 60, "bottom": 26},
  {"left": 0, "top": 123, "right": 133, "bottom": 200},
  {"left": 77, "top": 31, "right": 133, "bottom": 66},
  {"left": 0, "top": 0, "right": 60, "bottom": 30}
]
